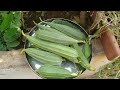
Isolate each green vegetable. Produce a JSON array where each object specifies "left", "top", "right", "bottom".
[
  {"left": 82, "top": 40, "right": 92, "bottom": 59},
  {"left": 24, "top": 48, "right": 63, "bottom": 65},
  {"left": 36, "top": 24, "right": 61, "bottom": 33},
  {"left": 44, "top": 22, "right": 86, "bottom": 40},
  {"left": 22, "top": 32, "right": 79, "bottom": 63},
  {"left": 51, "top": 19, "right": 79, "bottom": 29},
  {"left": 73, "top": 43, "right": 94, "bottom": 71},
  {"left": 35, "top": 30, "right": 84, "bottom": 45},
  {"left": 36, "top": 64, "right": 78, "bottom": 79}
]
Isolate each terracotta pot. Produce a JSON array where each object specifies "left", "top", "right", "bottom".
[
  {"left": 100, "top": 28, "right": 120, "bottom": 60},
  {"left": 88, "top": 11, "right": 120, "bottom": 60}
]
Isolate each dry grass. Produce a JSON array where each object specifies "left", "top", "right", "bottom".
[{"left": 88, "top": 58, "right": 120, "bottom": 79}]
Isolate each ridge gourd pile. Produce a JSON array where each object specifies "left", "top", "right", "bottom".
[{"left": 23, "top": 19, "right": 94, "bottom": 79}]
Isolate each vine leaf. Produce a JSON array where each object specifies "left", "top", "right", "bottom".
[
  {"left": 3, "top": 28, "right": 21, "bottom": 42},
  {"left": 6, "top": 41, "right": 20, "bottom": 48}
]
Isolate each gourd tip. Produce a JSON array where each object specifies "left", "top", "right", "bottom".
[
  {"left": 89, "top": 67, "right": 96, "bottom": 71},
  {"left": 33, "top": 21, "right": 38, "bottom": 26},
  {"left": 39, "top": 17, "right": 47, "bottom": 24},
  {"left": 20, "top": 48, "right": 25, "bottom": 54},
  {"left": 71, "top": 73, "right": 78, "bottom": 76},
  {"left": 39, "top": 17, "right": 42, "bottom": 21},
  {"left": 22, "top": 30, "right": 26, "bottom": 37}
]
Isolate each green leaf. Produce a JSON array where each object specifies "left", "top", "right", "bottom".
[
  {"left": 0, "top": 42, "right": 4, "bottom": 50},
  {"left": 82, "top": 40, "right": 92, "bottom": 60},
  {"left": 2, "top": 45, "right": 7, "bottom": 51},
  {"left": 6, "top": 41, "right": 20, "bottom": 48},
  {"left": 0, "top": 20, "right": 3, "bottom": 24},
  {"left": 0, "top": 32, "right": 3, "bottom": 38},
  {"left": 0, "top": 11, "right": 22, "bottom": 51},
  {"left": 11, "top": 11, "right": 22, "bottom": 28},
  {"left": 13, "top": 11, "right": 22, "bottom": 19},
  {"left": 3, "top": 28, "right": 21, "bottom": 42},
  {"left": 0, "top": 41, "right": 7, "bottom": 51},
  {"left": 0, "top": 11, "right": 9, "bottom": 19},
  {"left": 0, "top": 12, "right": 13, "bottom": 32}
]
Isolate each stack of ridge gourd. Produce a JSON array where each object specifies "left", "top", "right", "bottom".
[{"left": 22, "top": 19, "right": 94, "bottom": 79}]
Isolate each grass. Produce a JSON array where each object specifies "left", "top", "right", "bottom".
[
  {"left": 86, "top": 11, "right": 120, "bottom": 79},
  {"left": 90, "top": 58, "right": 120, "bottom": 79}
]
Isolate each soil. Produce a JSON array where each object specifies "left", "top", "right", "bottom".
[{"left": 22, "top": 11, "right": 80, "bottom": 32}]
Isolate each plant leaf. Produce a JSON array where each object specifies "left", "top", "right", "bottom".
[
  {"left": 3, "top": 28, "right": 21, "bottom": 42},
  {"left": 0, "top": 41, "right": 6, "bottom": 51},
  {"left": 11, "top": 11, "right": 22, "bottom": 28},
  {"left": 0, "top": 11, "right": 13, "bottom": 32},
  {"left": 82, "top": 40, "right": 92, "bottom": 60},
  {"left": 6, "top": 40, "right": 20, "bottom": 48},
  {"left": 0, "top": 11, "right": 9, "bottom": 20}
]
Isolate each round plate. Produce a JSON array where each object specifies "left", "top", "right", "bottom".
[{"left": 24, "top": 18, "right": 92, "bottom": 79}]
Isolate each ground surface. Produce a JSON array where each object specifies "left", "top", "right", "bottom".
[{"left": 0, "top": 49, "right": 40, "bottom": 79}]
